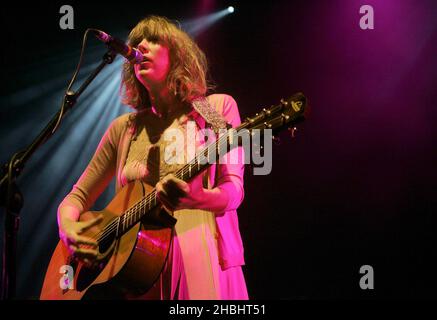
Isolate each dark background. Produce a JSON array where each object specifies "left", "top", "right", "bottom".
[{"left": 1, "top": 0, "right": 436, "bottom": 299}]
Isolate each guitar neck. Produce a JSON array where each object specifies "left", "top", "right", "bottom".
[
  {"left": 115, "top": 91, "right": 307, "bottom": 236},
  {"left": 118, "top": 128, "right": 238, "bottom": 235}
]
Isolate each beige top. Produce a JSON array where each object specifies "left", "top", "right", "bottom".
[{"left": 122, "top": 106, "right": 202, "bottom": 186}]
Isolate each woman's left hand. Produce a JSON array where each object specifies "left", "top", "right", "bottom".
[{"left": 155, "top": 173, "right": 205, "bottom": 212}]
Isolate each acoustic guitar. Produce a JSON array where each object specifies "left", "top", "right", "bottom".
[{"left": 40, "top": 92, "right": 308, "bottom": 299}]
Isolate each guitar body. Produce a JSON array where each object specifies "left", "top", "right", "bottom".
[{"left": 40, "top": 180, "right": 174, "bottom": 300}]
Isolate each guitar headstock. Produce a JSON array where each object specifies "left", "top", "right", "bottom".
[
  {"left": 240, "top": 92, "right": 308, "bottom": 136},
  {"left": 277, "top": 92, "right": 307, "bottom": 131}
]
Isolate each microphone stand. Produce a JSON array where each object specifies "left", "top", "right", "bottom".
[{"left": 0, "top": 49, "right": 116, "bottom": 300}]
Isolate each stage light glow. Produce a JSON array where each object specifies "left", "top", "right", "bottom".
[{"left": 182, "top": 7, "right": 235, "bottom": 37}]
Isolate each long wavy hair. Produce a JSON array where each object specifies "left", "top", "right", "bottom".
[{"left": 120, "top": 16, "right": 211, "bottom": 110}]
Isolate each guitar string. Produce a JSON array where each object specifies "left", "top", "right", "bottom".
[
  {"left": 88, "top": 131, "right": 233, "bottom": 243},
  {"left": 90, "top": 119, "right": 262, "bottom": 244},
  {"left": 93, "top": 125, "right": 252, "bottom": 243},
  {"left": 93, "top": 102, "right": 302, "bottom": 242},
  {"left": 82, "top": 102, "right": 296, "bottom": 244},
  {"left": 92, "top": 132, "right": 230, "bottom": 243},
  {"left": 91, "top": 140, "right": 221, "bottom": 243},
  {"left": 91, "top": 129, "right": 237, "bottom": 243}
]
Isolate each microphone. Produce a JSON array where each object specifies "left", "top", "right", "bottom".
[{"left": 92, "top": 29, "right": 143, "bottom": 64}]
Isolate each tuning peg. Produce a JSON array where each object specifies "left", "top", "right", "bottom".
[
  {"left": 272, "top": 135, "right": 281, "bottom": 145},
  {"left": 262, "top": 108, "right": 271, "bottom": 116},
  {"left": 288, "top": 127, "right": 298, "bottom": 138}
]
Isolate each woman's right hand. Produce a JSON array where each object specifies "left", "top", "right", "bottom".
[{"left": 59, "top": 215, "right": 103, "bottom": 265}]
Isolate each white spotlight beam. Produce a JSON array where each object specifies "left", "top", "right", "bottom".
[{"left": 181, "top": 8, "right": 234, "bottom": 37}]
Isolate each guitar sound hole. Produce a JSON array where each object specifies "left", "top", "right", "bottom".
[
  {"left": 76, "top": 225, "right": 117, "bottom": 292},
  {"left": 98, "top": 226, "right": 116, "bottom": 254}
]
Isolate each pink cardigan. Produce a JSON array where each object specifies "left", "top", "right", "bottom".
[{"left": 59, "top": 94, "right": 246, "bottom": 269}]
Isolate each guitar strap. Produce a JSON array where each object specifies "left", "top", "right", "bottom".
[
  {"left": 191, "top": 96, "right": 229, "bottom": 133},
  {"left": 191, "top": 96, "right": 230, "bottom": 189}
]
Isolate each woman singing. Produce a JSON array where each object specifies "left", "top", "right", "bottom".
[{"left": 57, "top": 15, "right": 248, "bottom": 299}]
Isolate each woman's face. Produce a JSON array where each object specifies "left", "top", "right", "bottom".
[{"left": 134, "top": 38, "right": 171, "bottom": 88}]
